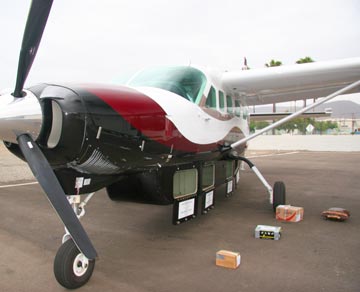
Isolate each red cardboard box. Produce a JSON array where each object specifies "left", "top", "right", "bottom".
[{"left": 276, "top": 205, "right": 304, "bottom": 222}]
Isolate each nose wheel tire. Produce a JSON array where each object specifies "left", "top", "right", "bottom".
[
  {"left": 273, "top": 181, "right": 286, "bottom": 212},
  {"left": 54, "top": 239, "right": 95, "bottom": 289}
]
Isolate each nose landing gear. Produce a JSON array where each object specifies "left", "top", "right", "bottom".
[
  {"left": 54, "top": 193, "right": 96, "bottom": 289},
  {"left": 54, "top": 239, "right": 95, "bottom": 289}
]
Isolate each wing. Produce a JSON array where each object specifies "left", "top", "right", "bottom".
[{"left": 222, "top": 58, "right": 360, "bottom": 105}]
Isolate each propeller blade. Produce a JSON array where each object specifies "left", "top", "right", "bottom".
[
  {"left": 13, "top": 0, "right": 54, "bottom": 97},
  {"left": 17, "top": 134, "right": 97, "bottom": 260}
]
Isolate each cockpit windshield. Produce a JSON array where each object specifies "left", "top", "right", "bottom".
[{"left": 128, "top": 66, "right": 207, "bottom": 103}]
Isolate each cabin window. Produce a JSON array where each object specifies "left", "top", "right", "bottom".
[
  {"left": 243, "top": 107, "right": 249, "bottom": 120},
  {"left": 219, "top": 91, "right": 225, "bottom": 110},
  {"left": 235, "top": 100, "right": 241, "bottom": 117},
  {"left": 202, "top": 163, "right": 215, "bottom": 191},
  {"left": 206, "top": 86, "right": 217, "bottom": 109},
  {"left": 225, "top": 161, "right": 234, "bottom": 179},
  {"left": 173, "top": 169, "right": 198, "bottom": 199},
  {"left": 226, "top": 95, "right": 233, "bottom": 113}
]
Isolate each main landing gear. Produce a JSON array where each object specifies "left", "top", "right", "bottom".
[
  {"left": 272, "top": 181, "right": 286, "bottom": 212},
  {"left": 228, "top": 154, "right": 286, "bottom": 212},
  {"left": 54, "top": 193, "right": 96, "bottom": 289}
]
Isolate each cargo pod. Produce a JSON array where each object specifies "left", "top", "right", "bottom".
[{"left": 172, "top": 165, "right": 199, "bottom": 225}]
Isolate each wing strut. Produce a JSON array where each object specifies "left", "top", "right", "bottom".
[{"left": 230, "top": 79, "right": 360, "bottom": 149}]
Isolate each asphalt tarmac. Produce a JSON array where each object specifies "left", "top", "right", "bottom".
[{"left": 0, "top": 146, "right": 359, "bottom": 292}]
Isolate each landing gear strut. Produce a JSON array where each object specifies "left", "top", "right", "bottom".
[
  {"left": 54, "top": 193, "right": 96, "bottom": 289},
  {"left": 228, "top": 154, "right": 286, "bottom": 212}
]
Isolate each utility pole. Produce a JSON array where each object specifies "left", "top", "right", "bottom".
[{"left": 272, "top": 103, "right": 276, "bottom": 135}]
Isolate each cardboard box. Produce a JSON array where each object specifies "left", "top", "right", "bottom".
[
  {"left": 216, "top": 250, "right": 241, "bottom": 269},
  {"left": 276, "top": 205, "right": 304, "bottom": 222},
  {"left": 254, "top": 225, "right": 282, "bottom": 240}
]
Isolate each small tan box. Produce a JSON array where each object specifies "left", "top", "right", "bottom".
[
  {"left": 216, "top": 250, "right": 241, "bottom": 269},
  {"left": 276, "top": 205, "right": 304, "bottom": 222}
]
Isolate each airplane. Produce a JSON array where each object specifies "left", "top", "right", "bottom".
[{"left": 1, "top": 0, "right": 360, "bottom": 289}]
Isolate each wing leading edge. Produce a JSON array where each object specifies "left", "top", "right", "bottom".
[{"left": 222, "top": 57, "right": 360, "bottom": 106}]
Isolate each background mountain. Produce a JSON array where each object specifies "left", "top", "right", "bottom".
[{"left": 313, "top": 101, "right": 360, "bottom": 119}]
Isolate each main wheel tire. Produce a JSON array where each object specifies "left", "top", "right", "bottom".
[
  {"left": 54, "top": 239, "right": 95, "bottom": 289},
  {"left": 273, "top": 181, "right": 286, "bottom": 212}
]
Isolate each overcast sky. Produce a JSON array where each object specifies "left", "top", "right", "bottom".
[{"left": 1, "top": 0, "right": 360, "bottom": 97}]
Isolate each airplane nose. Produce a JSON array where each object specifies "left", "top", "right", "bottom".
[{"left": 0, "top": 90, "right": 43, "bottom": 144}]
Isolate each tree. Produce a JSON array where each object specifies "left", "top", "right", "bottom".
[
  {"left": 314, "top": 120, "right": 338, "bottom": 134},
  {"left": 250, "top": 121, "right": 270, "bottom": 133},
  {"left": 264, "top": 59, "right": 283, "bottom": 133},
  {"left": 276, "top": 118, "right": 338, "bottom": 134},
  {"left": 265, "top": 59, "right": 282, "bottom": 67},
  {"left": 296, "top": 56, "right": 315, "bottom": 64},
  {"left": 277, "top": 118, "right": 315, "bottom": 134},
  {"left": 296, "top": 56, "right": 315, "bottom": 108}
]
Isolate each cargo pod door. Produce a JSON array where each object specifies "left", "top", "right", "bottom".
[
  {"left": 225, "top": 161, "right": 234, "bottom": 196},
  {"left": 200, "top": 162, "right": 215, "bottom": 214},
  {"left": 172, "top": 165, "right": 199, "bottom": 225}
]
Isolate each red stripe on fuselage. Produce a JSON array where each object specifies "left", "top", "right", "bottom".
[{"left": 84, "top": 85, "right": 219, "bottom": 152}]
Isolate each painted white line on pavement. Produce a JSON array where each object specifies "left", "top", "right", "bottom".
[
  {"left": 247, "top": 151, "right": 300, "bottom": 159},
  {"left": 0, "top": 181, "right": 38, "bottom": 189}
]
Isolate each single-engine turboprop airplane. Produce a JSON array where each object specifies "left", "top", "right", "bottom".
[{"left": 1, "top": 0, "right": 360, "bottom": 289}]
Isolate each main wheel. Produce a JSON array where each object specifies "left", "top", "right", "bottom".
[
  {"left": 273, "top": 181, "right": 286, "bottom": 212},
  {"left": 54, "top": 239, "right": 95, "bottom": 289}
]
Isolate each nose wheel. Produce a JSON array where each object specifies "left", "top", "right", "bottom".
[
  {"left": 54, "top": 193, "right": 96, "bottom": 289},
  {"left": 54, "top": 239, "right": 95, "bottom": 289}
]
